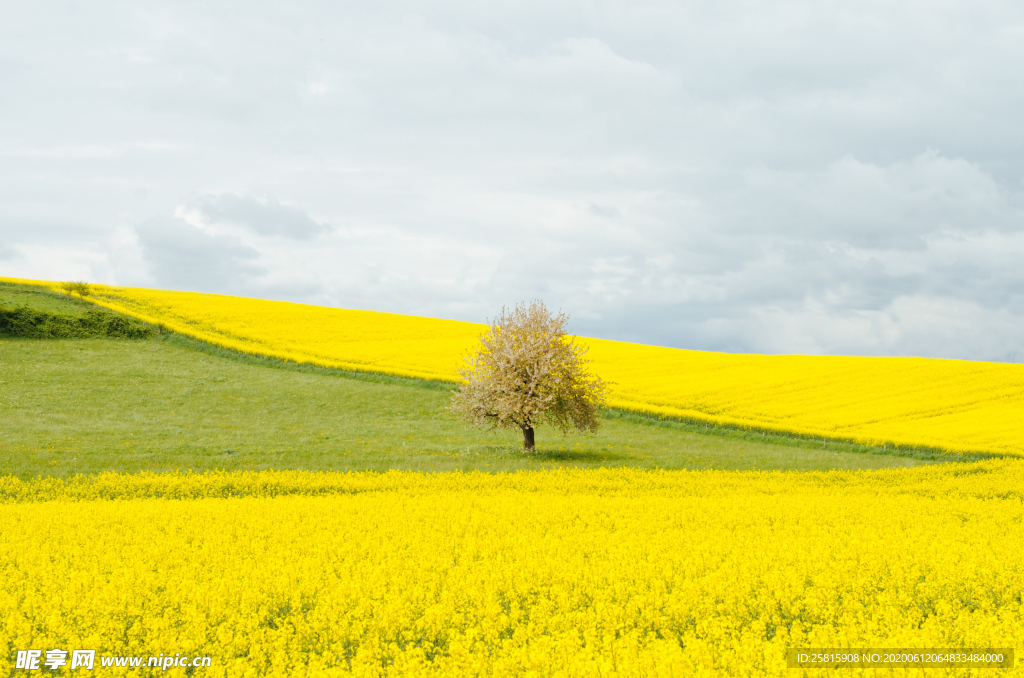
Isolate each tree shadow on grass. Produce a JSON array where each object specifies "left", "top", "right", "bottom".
[
  {"left": 492, "top": 445, "right": 637, "bottom": 464},
  {"left": 535, "top": 451, "right": 631, "bottom": 464}
]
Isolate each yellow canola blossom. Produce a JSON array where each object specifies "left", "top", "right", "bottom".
[
  {"left": 2, "top": 467, "right": 1023, "bottom": 677},
  {"left": 5, "top": 277, "right": 1024, "bottom": 456}
]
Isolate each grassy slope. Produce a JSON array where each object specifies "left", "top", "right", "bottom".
[
  {"left": 2, "top": 335, "right": 944, "bottom": 479},
  {"left": 0, "top": 282, "right": 96, "bottom": 316},
  {"left": 0, "top": 282, "right": 952, "bottom": 477}
]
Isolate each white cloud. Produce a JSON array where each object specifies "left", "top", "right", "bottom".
[
  {"left": 1, "top": 146, "right": 119, "bottom": 159},
  {"left": 2, "top": 0, "right": 1024, "bottom": 361}
]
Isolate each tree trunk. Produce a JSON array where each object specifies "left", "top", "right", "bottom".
[{"left": 523, "top": 426, "right": 535, "bottom": 450}]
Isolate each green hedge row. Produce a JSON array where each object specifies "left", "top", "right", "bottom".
[{"left": 0, "top": 306, "right": 154, "bottom": 339}]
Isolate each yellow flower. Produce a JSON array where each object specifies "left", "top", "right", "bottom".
[{"left": 1, "top": 466, "right": 1022, "bottom": 676}]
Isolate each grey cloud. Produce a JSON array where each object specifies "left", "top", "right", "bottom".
[
  {"left": 191, "top": 193, "right": 330, "bottom": 239},
  {"left": 720, "top": 152, "right": 1024, "bottom": 250},
  {"left": 135, "top": 217, "right": 265, "bottom": 293},
  {"left": 589, "top": 203, "right": 622, "bottom": 219}
]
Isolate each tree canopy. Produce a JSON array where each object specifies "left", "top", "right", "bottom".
[
  {"left": 450, "top": 301, "right": 608, "bottom": 450},
  {"left": 60, "top": 281, "right": 92, "bottom": 301}
]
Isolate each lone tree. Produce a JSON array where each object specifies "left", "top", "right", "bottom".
[
  {"left": 60, "top": 281, "right": 91, "bottom": 302},
  {"left": 450, "top": 301, "right": 608, "bottom": 450}
]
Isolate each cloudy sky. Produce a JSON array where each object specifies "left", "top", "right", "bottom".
[{"left": 3, "top": 1, "right": 1024, "bottom": 361}]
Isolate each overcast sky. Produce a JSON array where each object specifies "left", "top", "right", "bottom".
[{"left": 3, "top": 1, "right": 1024, "bottom": 361}]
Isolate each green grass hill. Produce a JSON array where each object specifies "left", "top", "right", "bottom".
[{"left": 0, "top": 281, "right": 953, "bottom": 479}]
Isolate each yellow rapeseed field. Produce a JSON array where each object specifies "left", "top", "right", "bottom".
[
  {"left": 2, "top": 465, "right": 1023, "bottom": 677},
  {"left": 5, "top": 277, "right": 1024, "bottom": 456}
]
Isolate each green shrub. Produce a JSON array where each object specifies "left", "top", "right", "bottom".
[{"left": 0, "top": 306, "right": 153, "bottom": 339}]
